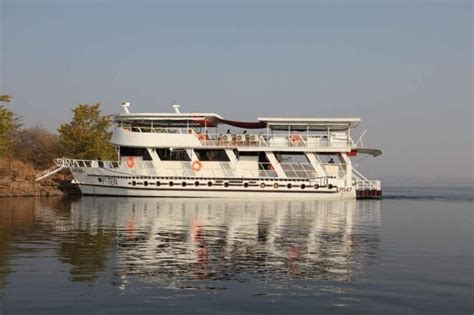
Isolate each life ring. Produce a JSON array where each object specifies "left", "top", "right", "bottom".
[
  {"left": 197, "top": 133, "right": 207, "bottom": 141},
  {"left": 127, "top": 156, "right": 135, "bottom": 168},
  {"left": 192, "top": 160, "right": 202, "bottom": 171},
  {"left": 289, "top": 133, "right": 301, "bottom": 145}
]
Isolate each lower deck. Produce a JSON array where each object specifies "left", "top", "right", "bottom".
[{"left": 71, "top": 171, "right": 381, "bottom": 199}]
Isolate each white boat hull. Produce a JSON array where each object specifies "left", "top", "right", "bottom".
[
  {"left": 78, "top": 184, "right": 355, "bottom": 199},
  {"left": 71, "top": 167, "right": 356, "bottom": 199}
]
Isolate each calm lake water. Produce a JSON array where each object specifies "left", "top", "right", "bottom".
[{"left": 0, "top": 187, "right": 472, "bottom": 314}]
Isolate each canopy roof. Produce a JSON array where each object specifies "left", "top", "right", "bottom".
[
  {"left": 258, "top": 118, "right": 360, "bottom": 131},
  {"left": 114, "top": 113, "right": 360, "bottom": 130}
]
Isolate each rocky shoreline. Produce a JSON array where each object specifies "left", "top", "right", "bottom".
[
  {"left": 0, "top": 160, "right": 80, "bottom": 197},
  {"left": 0, "top": 176, "right": 81, "bottom": 197}
]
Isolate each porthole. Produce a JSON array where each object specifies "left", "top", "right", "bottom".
[
  {"left": 169, "top": 182, "right": 174, "bottom": 187},
  {"left": 260, "top": 183, "right": 266, "bottom": 188},
  {"left": 273, "top": 183, "right": 279, "bottom": 189},
  {"left": 328, "top": 184, "right": 333, "bottom": 189},
  {"left": 156, "top": 181, "right": 161, "bottom": 187},
  {"left": 144, "top": 181, "right": 148, "bottom": 187},
  {"left": 182, "top": 182, "right": 187, "bottom": 187},
  {"left": 287, "top": 183, "right": 292, "bottom": 189},
  {"left": 98, "top": 177, "right": 102, "bottom": 183},
  {"left": 195, "top": 181, "right": 200, "bottom": 187},
  {"left": 132, "top": 181, "right": 136, "bottom": 186},
  {"left": 224, "top": 182, "right": 230, "bottom": 188},
  {"left": 207, "top": 181, "right": 213, "bottom": 187},
  {"left": 301, "top": 184, "right": 306, "bottom": 189},
  {"left": 243, "top": 182, "right": 249, "bottom": 188},
  {"left": 314, "top": 184, "right": 319, "bottom": 189}
]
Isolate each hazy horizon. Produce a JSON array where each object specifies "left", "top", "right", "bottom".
[{"left": 1, "top": 0, "right": 472, "bottom": 185}]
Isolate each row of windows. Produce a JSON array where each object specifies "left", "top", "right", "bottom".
[{"left": 119, "top": 146, "right": 341, "bottom": 163}]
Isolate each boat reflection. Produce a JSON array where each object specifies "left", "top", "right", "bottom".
[{"left": 70, "top": 198, "right": 381, "bottom": 286}]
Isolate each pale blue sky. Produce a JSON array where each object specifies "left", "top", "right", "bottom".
[{"left": 1, "top": 0, "right": 472, "bottom": 183}]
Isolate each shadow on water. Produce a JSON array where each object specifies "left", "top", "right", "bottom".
[{"left": 0, "top": 196, "right": 382, "bottom": 291}]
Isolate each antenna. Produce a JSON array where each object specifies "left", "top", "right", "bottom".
[
  {"left": 355, "top": 129, "right": 367, "bottom": 147},
  {"left": 171, "top": 101, "right": 181, "bottom": 114},
  {"left": 122, "top": 102, "right": 131, "bottom": 113}
]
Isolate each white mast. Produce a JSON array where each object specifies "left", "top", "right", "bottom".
[
  {"left": 122, "top": 102, "right": 131, "bottom": 113},
  {"left": 172, "top": 102, "right": 181, "bottom": 114}
]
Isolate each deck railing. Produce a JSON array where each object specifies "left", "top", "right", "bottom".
[
  {"left": 194, "top": 133, "right": 350, "bottom": 149},
  {"left": 352, "top": 168, "right": 381, "bottom": 190},
  {"left": 50, "top": 158, "right": 339, "bottom": 181},
  {"left": 119, "top": 127, "right": 351, "bottom": 149}
]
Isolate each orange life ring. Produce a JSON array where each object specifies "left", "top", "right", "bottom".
[
  {"left": 197, "top": 133, "right": 207, "bottom": 141},
  {"left": 127, "top": 156, "right": 135, "bottom": 168},
  {"left": 289, "top": 133, "right": 301, "bottom": 145},
  {"left": 192, "top": 160, "right": 202, "bottom": 171}
]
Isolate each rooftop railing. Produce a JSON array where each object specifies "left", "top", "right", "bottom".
[{"left": 119, "top": 126, "right": 351, "bottom": 149}]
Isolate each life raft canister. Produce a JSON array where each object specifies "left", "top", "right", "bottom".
[
  {"left": 347, "top": 150, "right": 358, "bottom": 157},
  {"left": 192, "top": 160, "right": 202, "bottom": 171},
  {"left": 127, "top": 156, "right": 135, "bottom": 168}
]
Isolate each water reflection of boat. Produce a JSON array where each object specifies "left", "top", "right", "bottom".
[{"left": 70, "top": 198, "right": 381, "bottom": 286}]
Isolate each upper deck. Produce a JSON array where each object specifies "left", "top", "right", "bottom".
[{"left": 110, "top": 104, "right": 363, "bottom": 153}]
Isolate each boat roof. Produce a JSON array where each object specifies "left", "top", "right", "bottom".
[
  {"left": 114, "top": 113, "right": 361, "bottom": 130},
  {"left": 114, "top": 113, "right": 225, "bottom": 121},
  {"left": 258, "top": 118, "right": 360, "bottom": 130}
]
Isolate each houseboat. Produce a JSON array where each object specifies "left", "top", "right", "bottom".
[{"left": 37, "top": 102, "right": 382, "bottom": 199}]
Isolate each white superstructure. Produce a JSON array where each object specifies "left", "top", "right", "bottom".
[{"left": 38, "top": 103, "right": 382, "bottom": 199}]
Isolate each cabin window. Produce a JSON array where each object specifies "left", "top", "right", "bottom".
[
  {"left": 274, "top": 152, "right": 309, "bottom": 164},
  {"left": 156, "top": 149, "right": 191, "bottom": 161},
  {"left": 239, "top": 151, "right": 258, "bottom": 157},
  {"left": 194, "top": 149, "right": 230, "bottom": 161},
  {"left": 317, "top": 153, "right": 343, "bottom": 164},
  {"left": 119, "top": 147, "right": 152, "bottom": 160}
]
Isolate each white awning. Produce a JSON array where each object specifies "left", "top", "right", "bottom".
[{"left": 258, "top": 118, "right": 361, "bottom": 131}]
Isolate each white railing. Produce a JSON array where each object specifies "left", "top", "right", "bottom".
[
  {"left": 196, "top": 133, "right": 349, "bottom": 149},
  {"left": 49, "top": 158, "right": 335, "bottom": 181},
  {"left": 35, "top": 163, "right": 65, "bottom": 181},
  {"left": 352, "top": 168, "right": 381, "bottom": 190},
  {"left": 119, "top": 127, "right": 351, "bottom": 149}
]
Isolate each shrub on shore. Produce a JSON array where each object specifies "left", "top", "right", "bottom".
[{"left": 0, "top": 95, "right": 115, "bottom": 174}]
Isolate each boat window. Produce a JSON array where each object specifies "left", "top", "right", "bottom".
[
  {"left": 119, "top": 147, "right": 152, "bottom": 160},
  {"left": 156, "top": 149, "right": 191, "bottom": 161},
  {"left": 194, "top": 149, "right": 230, "bottom": 161},
  {"left": 274, "top": 152, "right": 309, "bottom": 163},
  {"left": 317, "top": 153, "right": 343, "bottom": 164},
  {"left": 239, "top": 151, "right": 259, "bottom": 157}
]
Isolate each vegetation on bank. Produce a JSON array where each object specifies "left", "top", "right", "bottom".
[{"left": 0, "top": 94, "right": 116, "bottom": 195}]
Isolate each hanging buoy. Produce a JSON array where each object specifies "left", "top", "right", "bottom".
[
  {"left": 127, "top": 156, "right": 135, "bottom": 168},
  {"left": 289, "top": 133, "right": 301, "bottom": 145},
  {"left": 192, "top": 160, "right": 202, "bottom": 171}
]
